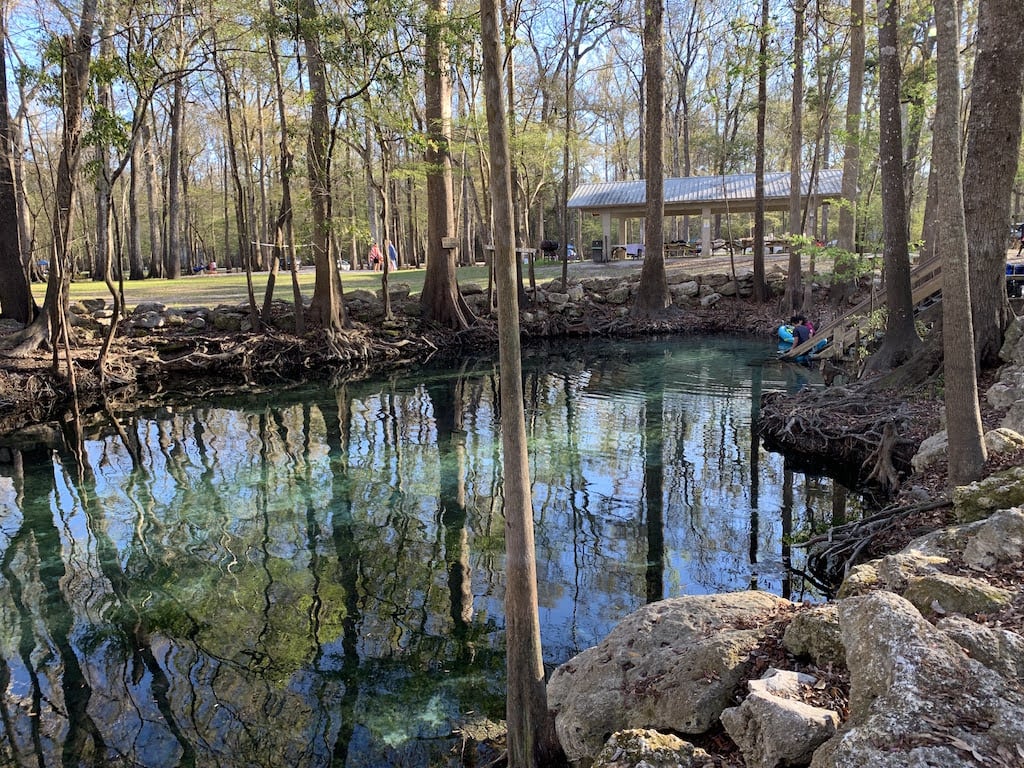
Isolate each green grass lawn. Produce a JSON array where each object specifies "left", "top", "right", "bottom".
[{"left": 33, "top": 262, "right": 581, "bottom": 309}]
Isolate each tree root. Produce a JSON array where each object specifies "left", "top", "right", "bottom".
[
  {"left": 799, "top": 497, "right": 953, "bottom": 593},
  {"left": 758, "top": 385, "right": 930, "bottom": 498}
]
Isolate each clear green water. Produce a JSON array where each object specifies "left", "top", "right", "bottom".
[{"left": 0, "top": 335, "right": 852, "bottom": 767}]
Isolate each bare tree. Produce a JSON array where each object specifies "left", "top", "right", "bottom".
[
  {"left": 299, "top": 0, "right": 347, "bottom": 333},
  {"left": 784, "top": 0, "right": 805, "bottom": 313},
  {"left": 6, "top": 0, "right": 98, "bottom": 362},
  {"left": 751, "top": 0, "right": 769, "bottom": 303},
  {"left": 833, "top": 0, "right": 865, "bottom": 307}
]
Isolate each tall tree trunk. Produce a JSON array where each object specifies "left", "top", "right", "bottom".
[
  {"left": 142, "top": 120, "right": 164, "bottom": 278},
  {"left": 752, "top": 0, "right": 769, "bottom": 303},
  {"left": 784, "top": 0, "right": 805, "bottom": 312},
  {"left": 633, "top": 0, "right": 670, "bottom": 315},
  {"left": 299, "top": 0, "right": 347, "bottom": 333},
  {"left": 0, "top": 10, "right": 34, "bottom": 323},
  {"left": 10, "top": 0, "right": 98, "bottom": 359},
  {"left": 263, "top": 2, "right": 303, "bottom": 334},
  {"left": 867, "top": 0, "right": 920, "bottom": 371},
  {"left": 421, "top": 0, "right": 473, "bottom": 329},
  {"left": 481, "top": 0, "right": 561, "bottom": 764},
  {"left": 127, "top": 136, "right": 144, "bottom": 280},
  {"left": 834, "top": 0, "right": 865, "bottom": 306},
  {"left": 92, "top": 10, "right": 115, "bottom": 282},
  {"left": 165, "top": 70, "right": 184, "bottom": 279},
  {"left": 935, "top": 0, "right": 985, "bottom": 485},
  {"left": 964, "top": 0, "right": 1024, "bottom": 367}
]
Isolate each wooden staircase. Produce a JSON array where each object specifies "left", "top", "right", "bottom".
[{"left": 781, "top": 258, "right": 943, "bottom": 360}]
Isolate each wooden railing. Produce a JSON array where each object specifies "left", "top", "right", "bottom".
[{"left": 781, "top": 258, "right": 942, "bottom": 360}]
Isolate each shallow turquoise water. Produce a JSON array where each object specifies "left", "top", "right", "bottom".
[{"left": 0, "top": 335, "right": 852, "bottom": 766}]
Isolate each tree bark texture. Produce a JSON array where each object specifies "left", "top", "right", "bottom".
[
  {"left": 785, "top": 0, "right": 805, "bottom": 312},
  {"left": 480, "top": 0, "right": 561, "bottom": 764},
  {"left": 421, "top": 0, "right": 473, "bottom": 330},
  {"left": 634, "top": 0, "right": 670, "bottom": 314},
  {"left": 964, "top": 0, "right": 1024, "bottom": 368},
  {"left": 868, "top": 0, "right": 920, "bottom": 370},
  {"left": 0, "top": 10, "right": 33, "bottom": 324},
  {"left": 935, "top": 0, "right": 986, "bottom": 485},
  {"left": 299, "top": 0, "right": 347, "bottom": 332},
  {"left": 752, "top": 0, "right": 769, "bottom": 303}
]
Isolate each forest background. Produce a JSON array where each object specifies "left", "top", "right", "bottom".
[{"left": 3, "top": 0, "right": 1023, "bottom": 319}]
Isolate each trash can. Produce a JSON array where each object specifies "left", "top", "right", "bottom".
[{"left": 591, "top": 239, "right": 605, "bottom": 263}]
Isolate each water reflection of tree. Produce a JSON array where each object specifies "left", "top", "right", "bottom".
[
  {"left": 425, "top": 368, "right": 475, "bottom": 666},
  {"left": 1, "top": 447, "right": 105, "bottom": 764}
]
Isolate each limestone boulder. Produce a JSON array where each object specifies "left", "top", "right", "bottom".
[
  {"left": 700, "top": 292, "right": 722, "bottom": 308},
  {"left": 962, "top": 507, "right": 1024, "bottom": 569},
  {"left": 984, "top": 427, "right": 1024, "bottom": 455},
  {"left": 910, "top": 430, "right": 947, "bottom": 473},
  {"left": 782, "top": 604, "right": 845, "bottom": 667},
  {"left": 952, "top": 466, "right": 1024, "bottom": 523},
  {"left": 937, "top": 615, "right": 1024, "bottom": 683},
  {"left": 1000, "top": 400, "right": 1024, "bottom": 436},
  {"left": 998, "top": 315, "right": 1024, "bottom": 364},
  {"left": 606, "top": 286, "right": 632, "bottom": 305},
  {"left": 902, "top": 572, "right": 1013, "bottom": 617},
  {"left": 809, "top": 592, "right": 1024, "bottom": 768},
  {"left": 547, "top": 592, "right": 792, "bottom": 766},
  {"left": 721, "top": 669, "right": 839, "bottom": 768},
  {"left": 591, "top": 730, "right": 711, "bottom": 768}
]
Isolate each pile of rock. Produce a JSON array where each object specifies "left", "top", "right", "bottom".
[{"left": 547, "top": 494, "right": 1024, "bottom": 767}]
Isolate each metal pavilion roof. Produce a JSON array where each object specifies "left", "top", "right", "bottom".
[{"left": 568, "top": 169, "right": 844, "bottom": 217}]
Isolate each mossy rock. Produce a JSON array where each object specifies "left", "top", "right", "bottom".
[{"left": 952, "top": 466, "right": 1024, "bottom": 524}]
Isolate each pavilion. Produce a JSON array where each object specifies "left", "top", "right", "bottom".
[{"left": 567, "top": 169, "right": 844, "bottom": 261}]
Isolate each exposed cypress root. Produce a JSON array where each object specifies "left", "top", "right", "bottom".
[
  {"left": 758, "top": 384, "right": 933, "bottom": 499},
  {"left": 798, "top": 498, "right": 953, "bottom": 593}
]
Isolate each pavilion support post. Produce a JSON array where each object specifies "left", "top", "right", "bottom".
[
  {"left": 701, "top": 206, "right": 712, "bottom": 258},
  {"left": 601, "top": 212, "right": 612, "bottom": 261}
]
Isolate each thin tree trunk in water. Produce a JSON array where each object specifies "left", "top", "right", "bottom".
[
  {"left": 964, "top": 0, "right": 1024, "bottom": 368},
  {"left": 481, "top": 0, "right": 561, "bottom": 764},
  {"left": 935, "top": 0, "right": 986, "bottom": 485}
]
